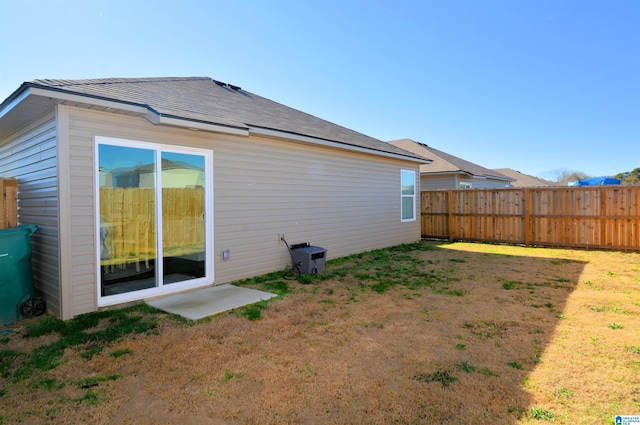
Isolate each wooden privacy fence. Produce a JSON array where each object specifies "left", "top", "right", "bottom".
[
  {"left": 0, "top": 177, "right": 18, "bottom": 229},
  {"left": 100, "top": 187, "right": 205, "bottom": 265},
  {"left": 421, "top": 186, "right": 640, "bottom": 251}
]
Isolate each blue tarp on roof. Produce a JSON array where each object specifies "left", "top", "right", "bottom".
[{"left": 568, "top": 177, "right": 621, "bottom": 186}]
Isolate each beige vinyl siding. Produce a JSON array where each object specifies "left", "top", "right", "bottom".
[
  {"left": 421, "top": 175, "right": 508, "bottom": 190},
  {"left": 464, "top": 178, "right": 509, "bottom": 189},
  {"left": 213, "top": 136, "right": 420, "bottom": 284},
  {"left": 0, "top": 111, "right": 61, "bottom": 316},
  {"left": 65, "top": 107, "right": 420, "bottom": 316},
  {"left": 420, "top": 175, "right": 457, "bottom": 189}
]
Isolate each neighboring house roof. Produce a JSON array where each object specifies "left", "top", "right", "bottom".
[
  {"left": 0, "top": 77, "right": 426, "bottom": 163},
  {"left": 492, "top": 168, "right": 555, "bottom": 187},
  {"left": 388, "top": 139, "right": 513, "bottom": 182}
]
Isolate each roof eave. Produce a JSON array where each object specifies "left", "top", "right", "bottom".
[
  {"left": 0, "top": 84, "right": 32, "bottom": 120},
  {"left": 250, "top": 127, "right": 428, "bottom": 163}
]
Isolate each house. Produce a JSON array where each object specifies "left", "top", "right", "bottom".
[
  {"left": 491, "top": 168, "right": 555, "bottom": 188},
  {"left": 388, "top": 139, "right": 513, "bottom": 189},
  {"left": 0, "top": 77, "right": 426, "bottom": 320}
]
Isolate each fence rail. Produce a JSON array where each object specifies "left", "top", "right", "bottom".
[
  {"left": 0, "top": 178, "right": 18, "bottom": 229},
  {"left": 100, "top": 187, "right": 205, "bottom": 265},
  {"left": 421, "top": 186, "right": 640, "bottom": 251}
]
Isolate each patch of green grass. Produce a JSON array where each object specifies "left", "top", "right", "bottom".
[
  {"left": 413, "top": 369, "right": 459, "bottom": 387},
  {"left": 29, "top": 378, "right": 65, "bottom": 391},
  {"left": 507, "top": 361, "right": 523, "bottom": 370},
  {"left": 79, "top": 388, "right": 101, "bottom": 405},
  {"left": 110, "top": 348, "right": 133, "bottom": 358},
  {"left": 583, "top": 280, "right": 601, "bottom": 290},
  {"left": 555, "top": 387, "right": 574, "bottom": 398},
  {"left": 455, "top": 343, "right": 466, "bottom": 350},
  {"left": 236, "top": 304, "right": 264, "bottom": 321},
  {"left": 502, "top": 280, "right": 522, "bottom": 290},
  {"left": 221, "top": 371, "right": 244, "bottom": 383},
  {"left": 76, "top": 374, "right": 121, "bottom": 389},
  {"left": 626, "top": 345, "right": 640, "bottom": 354},
  {"left": 0, "top": 349, "right": 24, "bottom": 379},
  {"left": 80, "top": 347, "right": 104, "bottom": 360},
  {"left": 24, "top": 316, "right": 66, "bottom": 337},
  {"left": 480, "top": 367, "right": 499, "bottom": 377},
  {"left": 370, "top": 280, "right": 397, "bottom": 293},
  {"left": 297, "top": 274, "right": 315, "bottom": 285},
  {"left": 530, "top": 407, "right": 555, "bottom": 420},
  {"left": 456, "top": 361, "right": 477, "bottom": 373},
  {"left": 259, "top": 280, "right": 291, "bottom": 297},
  {"left": 607, "top": 323, "right": 623, "bottom": 330},
  {"left": 589, "top": 305, "right": 628, "bottom": 314},
  {"left": 10, "top": 305, "right": 159, "bottom": 382}
]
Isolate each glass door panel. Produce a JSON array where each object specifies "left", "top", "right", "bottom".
[
  {"left": 161, "top": 152, "right": 206, "bottom": 284},
  {"left": 99, "top": 144, "right": 158, "bottom": 296}
]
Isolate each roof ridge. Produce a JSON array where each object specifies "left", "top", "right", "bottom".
[{"left": 31, "top": 77, "right": 211, "bottom": 88}]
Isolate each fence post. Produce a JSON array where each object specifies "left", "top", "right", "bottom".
[
  {"left": 0, "top": 178, "right": 18, "bottom": 229},
  {"left": 448, "top": 189, "right": 455, "bottom": 241},
  {"left": 524, "top": 188, "right": 531, "bottom": 246}
]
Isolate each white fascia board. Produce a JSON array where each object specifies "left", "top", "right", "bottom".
[
  {"left": 0, "top": 88, "right": 33, "bottom": 119},
  {"left": 145, "top": 113, "right": 249, "bottom": 136},
  {"left": 250, "top": 127, "right": 426, "bottom": 163}
]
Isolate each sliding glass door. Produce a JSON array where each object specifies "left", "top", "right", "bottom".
[{"left": 96, "top": 137, "right": 212, "bottom": 305}]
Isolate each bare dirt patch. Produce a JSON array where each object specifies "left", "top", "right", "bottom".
[{"left": 1, "top": 241, "right": 638, "bottom": 424}]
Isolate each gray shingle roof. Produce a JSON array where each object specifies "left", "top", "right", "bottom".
[
  {"left": 13, "top": 77, "right": 423, "bottom": 160},
  {"left": 388, "top": 139, "right": 512, "bottom": 180},
  {"left": 492, "top": 168, "right": 555, "bottom": 187}
]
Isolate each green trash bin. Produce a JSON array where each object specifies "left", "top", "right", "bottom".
[{"left": 0, "top": 224, "right": 46, "bottom": 326}]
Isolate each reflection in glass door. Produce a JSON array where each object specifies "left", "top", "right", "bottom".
[
  {"left": 97, "top": 138, "right": 211, "bottom": 302},
  {"left": 99, "top": 144, "right": 158, "bottom": 296},
  {"left": 161, "top": 152, "right": 206, "bottom": 284}
]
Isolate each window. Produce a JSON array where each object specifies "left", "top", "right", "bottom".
[
  {"left": 401, "top": 170, "right": 416, "bottom": 221},
  {"left": 459, "top": 182, "right": 472, "bottom": 189}
]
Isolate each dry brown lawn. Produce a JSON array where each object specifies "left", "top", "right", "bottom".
[{"left": 1, "top": 241, "right": 639, "bottom": 424}]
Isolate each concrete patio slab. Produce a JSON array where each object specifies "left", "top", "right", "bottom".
[{"left": 146, "top": 284, "right": 277, "bottom": 320}]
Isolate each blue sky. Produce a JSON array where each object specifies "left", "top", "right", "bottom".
[{"left": 1, "top": 0, "right": 638, "bottom": 179}]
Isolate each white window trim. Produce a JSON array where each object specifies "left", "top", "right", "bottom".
[
  {"left": 95, "top": 136, "right": 214, "bottom": 307},
  {"left": 401, "top": 169, "right": 416, "bottom": 222}
]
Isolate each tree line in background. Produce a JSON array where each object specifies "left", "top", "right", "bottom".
[
  {"left": 614, "top": 168, "right": 640, "bottom": 185},
  {"left": 539, "top": 167, "right": 640, "bottom": 185}
]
